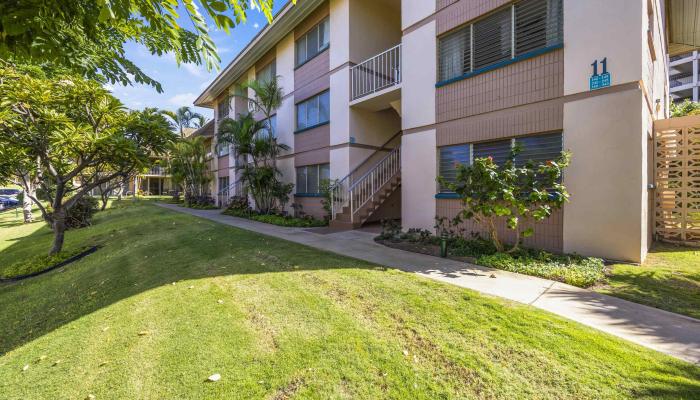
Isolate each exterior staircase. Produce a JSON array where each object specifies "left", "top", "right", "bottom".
[{"left": 329, "top": 137, "right": 401, "bottom": 229}]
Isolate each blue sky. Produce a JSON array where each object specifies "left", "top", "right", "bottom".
[{"left": 107, "top": 1, "right": 289, "bottom": 119}]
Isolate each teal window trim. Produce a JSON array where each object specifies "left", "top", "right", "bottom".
[
  {"left": 436, "top": 43, "right": 563, "bottom": 88},
  {"left": 294, "top": 121, "right": 330, "bottom": 134},
  {"left": 294, "top": 193, "right": 324, "bottom": 198},
  {"left": 435, "top": 193, "right": 460, "bottom": 199}
]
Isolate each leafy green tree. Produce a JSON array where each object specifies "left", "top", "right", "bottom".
[
  {"left": 441, "top": 145, "right": 571, "bottom": 253},
  {"left": 0, "top": 0, "right": 291, "bottom": 91},
  {"left": 0, "top": 65, "right": 175, "bottom": 255},
  {"left": 217, "top": 112, "right": 290, "bottom": 214},
  {"left": 161, "top": 106, "right": 207, "bottom": 136},
  {"left": 167, "top": 136, "right": 212, "bottom": 206},
  {"left": 670, "top": 100, "right": 700, "bottom": 117}
]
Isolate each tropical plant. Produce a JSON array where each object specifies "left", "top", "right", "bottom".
[
  {"left": 217, "top": 113, "right": 290, "bottom": 214},
  {"left": 440, "top": 144, "right": 571, "bottom": 253},
  {"left": 161, "top": 107, "right": 207, "bottom": 137},
  {"left": 0, "top": 0, "right": 291, "bottom": 92},
  {"left": 670, "top": 99, "right": 700, "bottom": 117},
  {"left": 0, "top": 64, "right": 175, "bottom": 255},
  {"left": 243, "top": 77, "right": 284, "bottom": 138},
  {"left": 167, "top": 136, "right": 212, "bottom": 207}
]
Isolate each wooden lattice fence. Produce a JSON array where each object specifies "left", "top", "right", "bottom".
[{"left": 654, "top": 115, "right": 700, "bottom": 245}]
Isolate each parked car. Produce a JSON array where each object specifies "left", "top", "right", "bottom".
[
  {"left": 0, "top": 188, "right": 21, "bottom": 199},
  {"left": 0, "top": 195, "right": 20, "bottom": 211}
]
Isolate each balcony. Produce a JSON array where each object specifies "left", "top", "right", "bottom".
[
  {"left": 142, "top": 166, "right": 169, "bottom": 176},
  {"left": 350, "top": 44, "right": 402, "bottom": 111},
  {"left": 670, "top": 73, "right": 695, "bottom": 89}
]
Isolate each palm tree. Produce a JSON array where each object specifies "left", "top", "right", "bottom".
[
  {"left": 243, "top": 77, "right": 283, "bottom": 139},
  {"left": 161, "top": 106, "right": 207, "bottom": 136},
  {"left": 218, "top": 113, "right": 290, "bottom": 213}
]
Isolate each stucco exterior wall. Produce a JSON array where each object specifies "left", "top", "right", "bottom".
[
  {"left": 401, "top": 129, "right": 436, "bottom": 231},
  {"left": 402, "top": 21, "right": 436, "bottom": 131},
  {"left": 402, "top": 0, "right": 435, "bottom": 30},
  {"left": 563, "top": 89, "right": 647, "bottom": 262}
]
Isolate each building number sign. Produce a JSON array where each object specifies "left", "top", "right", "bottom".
[{"left": 590, "top": 57, "right": 611, "bottom": 91}]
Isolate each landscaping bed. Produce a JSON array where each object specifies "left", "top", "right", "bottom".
[
  {"left": 0, "top": 246, "right": 98, "bottom": 281},
  {"left": 223, "top": 208, "right": 327, "bottom": 228},
  {"left": 376, "top": 225, "right": 605, "bottom": 288}
]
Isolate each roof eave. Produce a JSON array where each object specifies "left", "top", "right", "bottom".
[{"left": 194, "top": 0, "right": 324, "bottom": 108}]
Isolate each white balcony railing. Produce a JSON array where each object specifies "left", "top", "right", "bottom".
[
  {"left": 330, "top": 145, "right": 401, "bottom": 223},
  {"left": 350, "top": 44, "right": 402, "bottom": 101},
  {"left": 144, "top": 166, "right": 168, "bottom": 176}
]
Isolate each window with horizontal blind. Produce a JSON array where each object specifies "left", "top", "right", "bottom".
[
  {"left": 438, "top": 132, "right": 562, "bottom": 192},
  {"left": 473, "top": 7, "right": 512, "bottom": 70},
  {"left": 438, "top": 0, "right": 563, "bottom": 83},
  {"left": 296, "top": 163, "right": 330, "bottom": 195},
  {"left": 296, "top": 17, "right": 330, "bottom": 67},
  {"left": 296, "top": 91, "right": 330, "bottom": 131},
  {"left": 217, "top": 96, "right": 230, "bottom": 120},
  {"left": 257, "top": 61, "right": 276, "bottom": 83},
  {"left": 438, "top": 144, "right": 470, "bottom": 191}
]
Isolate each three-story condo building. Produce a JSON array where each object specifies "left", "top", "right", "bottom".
[{"left": 195, "top": 0, "right": 670, "bottom": 263}]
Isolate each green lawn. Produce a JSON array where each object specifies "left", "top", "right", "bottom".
[
  {"left": 0, "top": 200, "right": 698, "bottom": 399},
  {"left": 596, "top": 243, "right": 700, "bottom": 319}
]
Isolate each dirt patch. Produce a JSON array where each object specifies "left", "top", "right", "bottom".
[{"left": 271, "top": 377, "right": 305, "bottom": 400}]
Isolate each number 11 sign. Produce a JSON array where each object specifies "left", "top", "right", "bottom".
[{"left": 590, "top": 57, "right": 611, "bottom": 91}]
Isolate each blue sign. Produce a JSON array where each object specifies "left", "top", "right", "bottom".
[{"left": 590, "top": 58, "right": 611, "bottom": 91}]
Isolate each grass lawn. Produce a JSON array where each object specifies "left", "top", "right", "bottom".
[
  {"left": 0, "top": 200, "right": 698, "bottom": 399},
  {"left": 596, "top": 243, "right": 700, "bottom": 320}
]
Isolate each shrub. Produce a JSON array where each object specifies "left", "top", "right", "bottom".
[
  {"left": 184, "top": 194, "right": 215, "bottom": 209},
  {"left": 1, "top": 247, "right": 90, "bottom": 280},
  {"left": 440, "top": 144, "right": 571, "bottom": 253}
]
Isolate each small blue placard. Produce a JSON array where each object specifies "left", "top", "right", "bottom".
[{"left": 590, "top": 58, "right": 611, "bottom": 91}]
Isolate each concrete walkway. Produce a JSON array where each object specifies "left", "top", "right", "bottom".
[{"left": 157, "top": 203, "right": 700, "bottom": 365}]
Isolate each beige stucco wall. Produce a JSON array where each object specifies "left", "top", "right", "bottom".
[
  {"left": 563, "top": 0, "right": 642, "bottom": 96},
  {"left": 401, "top": 129, "right": 436, "bottom": 231},
  {"left": 349, "top": 0, "right": 401, "bottom": 64},
  {"left": 402, "top": 0, "right": 435, "bottom": 30},
  {"left": 402, "top": 20, "right": 436, "bottom": 130},
  {"left": 563, "top": 89, "right": 647, "bottom": 262},
  {"left": 329, "top": 0, "right": 350, "bottom": 70}
]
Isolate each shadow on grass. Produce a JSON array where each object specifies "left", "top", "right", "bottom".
[{"left": 0, "top": 200, "right": 380, "bottom": 354}]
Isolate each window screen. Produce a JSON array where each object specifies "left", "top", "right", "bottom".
[
  {"left": 473, "top": 8, "right": 512, "bottom": 70},
  {"left": 473, "top": 139, "right": 512, "bottom": 166},
  {"left": 438, "top": 27, "right": 471, "bottom": 81}
]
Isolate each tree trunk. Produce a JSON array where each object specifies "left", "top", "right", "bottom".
[
  {"left": 50, "top": 210, "right": 66, "bottom": 255},
  {"left": 22, "top": 178, "right": 34, "bottom": 223}
]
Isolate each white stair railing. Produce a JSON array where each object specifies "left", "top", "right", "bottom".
[
  {"left": 350, "top": 44, "right": 402, "bottom": 101},
  {"left": 330, "top": 145, "right": 401, "bottom": 223}
]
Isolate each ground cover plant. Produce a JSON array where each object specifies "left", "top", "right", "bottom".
[
  {"left": 0, "top": 200, "right": 698, "bottom": 399},
  {"left": 376, "top": 220, "right": 605, "bottom": 288}
]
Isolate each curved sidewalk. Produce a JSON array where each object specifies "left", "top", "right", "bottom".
[{"left": 157, "top": 203, "right": 700, "bottom": 365}]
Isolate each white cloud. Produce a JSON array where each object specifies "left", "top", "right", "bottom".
[
  {"left": 183, "top": 63, "right": 203, "bottom": 77},
  {"left": 253, "top": 23, "right": 260, "bottom": 29},
  {"left": 168, "top": 92, "right": 197, "bottom": 106}
]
